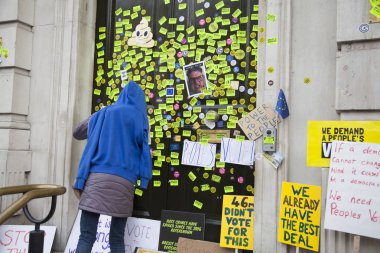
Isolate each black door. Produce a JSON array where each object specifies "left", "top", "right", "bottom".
[{"left": 92, "top": 0, "right": 258, "bottom": 244}]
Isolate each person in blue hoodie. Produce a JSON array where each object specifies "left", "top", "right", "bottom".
[{"left": 73, "top": 81, "right": 152, "bottom": 253}]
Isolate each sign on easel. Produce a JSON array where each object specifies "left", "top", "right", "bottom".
[
  {"left": 0, "top": 225, "right": 56, "bottom": 253},
  {"left": 220, "top": 195, "right": 254, "bottom": 250},
  {"left": 324, "top": 141, "right": 380, "bottom": 239},
  {"left": 158, "top": 210, "right": 205, "bottom": 253},
  {"left": 278, "top": 182, "right": 321, "bottom": 252},
  {"left": 64, "top": 211, "right": 161, "bottom": 253}
]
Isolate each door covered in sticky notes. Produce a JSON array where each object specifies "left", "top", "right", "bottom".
[{"left": 91, "top": 0, "right": 258, "bottom": 244}]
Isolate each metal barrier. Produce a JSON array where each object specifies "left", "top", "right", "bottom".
[{"left": 0, "top": 184, "right": 66, "bottom": 253}]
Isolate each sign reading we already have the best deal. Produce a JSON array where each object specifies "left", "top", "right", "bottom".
[
  {"left": 278, "top": 182, "right": 321, "bottom": 252},
  {"left": 307, "top": 121, "right": 380, "bottom": 167},
  {"left": 324, "top": 141, "right": 380, "bottom": 239},
  {"left": 220, "top": 195, "right": 254, "bottom": 250}
]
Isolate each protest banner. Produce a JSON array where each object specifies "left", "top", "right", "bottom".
[
  {"left": 220, "top": 195, "right": 254, "bottom": 250},
  {"left": 307, "top": 121, "right": 380, "bottom": 167},
  {"left": 158, "top": 210, "right": 205, "bottom": 253},
  {"left": 0, "top": 225, "right": 56, "bottom": 253},
  {"left": 324, "top": 141, "right": 380, "bottom": 239},
  {"left": 237, "top": 105, "right": 280, "bottom": 141},
  {"left": 64, "top": 211, "right": 160, "bottom": 253},
  {"left": 177, "top": 237, "right": 234, "bottom": 253},
  {"left": 278, "top": 182, "right": 321, "bottom": 252}
]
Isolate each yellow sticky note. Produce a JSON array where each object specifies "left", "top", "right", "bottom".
[
  {"left": 267, "top": 37, "right": 278, "bottom": 45},
  {"left": 194, "top": 200, "right": 203, "bottom": 209},
  {"left": 179, "top": 3, "right": 187, "bottom": 10},
  {"left": 183, "top": 130, "right": 191, "bottom": 136},
  {"left": 195, "top": 9, "right": 205, "bottom": 17},
  {"left": 158, "top": 16, "right": 167, "bottom": 25},
  {"left": 211, "top": 174, "right": 221, "bottom": 183},
  {"left": 115, "top": 8, "right": 122, "bottom": 16},
  {"left": 188, "top": 171, "right": 197, "bottom": 181},
  {"left": 135, "top": 188, "right": 143, "bottom": 196},
  {"left": 266, "top": 13, "right": 276, "bottom": 22},
  {"left": 224, "top": 185, "right": 234, "bottom": 193},
  {"left": 216, "top": 1, "right": 225, "bottom": 10},
  {"left": 169, "top": 180, "right": 179, "bottom": 186},
  {"left": 153, "top": 180, "right": 161, "bottom": 187},
  {"left": 232, "top": 9, "right": 242, "bottom": 18}
]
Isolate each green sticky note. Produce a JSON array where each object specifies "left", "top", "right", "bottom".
[
  {"left": 135, "top": 188, "right": 143, "bottom": 196},
  {"left": 168, "top": 17, "right": 177, "bottom": 24},
  {"left": 171, "top": 152, "right": 179, "bottom": 159},
  {"left": 236, "top": 135, "right": 245, "bottom": 141},
  {"left": 159, "top": 16, "right": 167, "bottom": 25},
  {"left": 267, "top": 13, "right": 276, "bottom": 22},
  {"left": 206, "top": 100, "right": 215, "bottom": 106},
  {"left": 221, "top": 8, "right": 230, "bottom": 14},
  {"left": 215, "top": 0, "right": 225, "bottom": 10},
  {"left": 131, "top": 12, "right": 138, "bottom": 19},
  {"left": 201, "top": 184, "right": 210, "bottom": 191},
  {"left": 254, "top": 5, "right": 259, "bottom": 11},
  {"left": 211, "top": 174, "right": 221, "bottom": 183},
  {"left": 152, "top": 170, "right": 161, "bottom": 176},
  {"left": 99, "top": 27, "right": 106, "bottom": 32},
  {"left": 179, "top": 3, "right": 187, "bottom": 9},
  {"left": 268, "top": 37, "right": 278, "bottom": 45},
  {"left": 188, "top": 171, "right": 197, "bottom": 181},
  {"left": 224, "top": 186, "right": 234, "bottom": 193},
  {"left": 186, "top": 25, "right": 195, "bottom": 34},
  {"left": 133, "top": 5, "right": 141, "bottom": 12},
  {"left": 183, "top": 111, "right": 191, "bottom": 118},
  {"left": 264, "top": 136, "right": 275, "bottom": 144},
  {"left": 157, "top": 143, "right": 165, "bottom": 149},
  {"left": 183, "top": 130, "right": 191, "bottom": 136},
  {"left": 123, "top": 10, "right": 130, "bottom": 16},
  {"left": 216, "top": 161, "right": 225, "bottom": 168},
  {"left": 99, "top": 33, "right": 106, "bottom": 40},
  {"left": 165, "top": 0, "right": 170, "bottom": 4},
  {"left": 227, "top": 122, "right": 236, "bottom": 128},
  {"left": 190, "top": 114, "right": 198, "bottom": 123},
  {"left": 171, "top": 159, "right": 179, "bottom": 165},
  {"left": 190, "top": 97, "right": 198, "bottom": 106},
  {"left": 93, "top": 89, "right": 101, "bottom": 95},
  {"left": 195, "top": 9, "right": 205, "bottom": 17},
  {"left": 194, "top": 200, "right": 203, "bottom": 209},
  {"left": 193, "top": 106, "right": 201, "bottom": 113},
  {"left": 115, "top": 8, "right": 122, "bottom": 16},
  {"left": 219, "top": 98, "right": 228, "bottom": 105},
  {"left": 153, "top": 180, "right": 161, "bottom": 187},
  {"left": 232, "top": 9, "right": 242, "bottom": 18},
  {"left": 169, "top": 180, "right": 179, "bottom": 186},
  {"left": 159, "top": 27, "right": 168, "bottom": 35},
  {"left": 240, "top": 16, "right": 248, "bottom": 23}
]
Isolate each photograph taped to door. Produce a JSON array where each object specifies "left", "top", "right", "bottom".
[{"left": 183, "top": 61, "right": 209, "bottom": 98}]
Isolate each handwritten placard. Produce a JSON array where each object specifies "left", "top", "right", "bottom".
[
  {"left": 64, "top": 211, "right": 161, "bottom": 253},
  {"left": 181, "top": 140, "right": 216, "bottom": 167},
  {"left": 324, "top": 141, "right": 380, "bottom": 239},
  {"left": 220, "top": 138, "right": 255, "bottom": 166},
  {"left": 158, "top": 210, "right": 205, "bottom": 253},
  {"left": 278, "top": 182, "right": 321, "bottom": 252},
  {"left": 307, "top": 121, "right": 380, "bottom": 167},
  {"left": 220, "top": 195, "right": 254, "bottom": 250},
  {"left": 237, "top": 105, "right": 280, "bottom": 141},
  {"left": 0, "top": 225, "right": 56, "bottom": 253}
]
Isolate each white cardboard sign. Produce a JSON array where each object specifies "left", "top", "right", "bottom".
[
  {"left": 220, "top": 138, "right": 255, "bottom": 166},
  {"left": 0, "top": 225, "right": 56, "bottom": 253},
  {"left": 181, "top": 140, "right": 216, "bottom": 168},
  {"left": 64, "top": 211, "right": 161, "bottom": 253},
  {"left": 324, "top": 141, "right": 380, "bottom": 239}
]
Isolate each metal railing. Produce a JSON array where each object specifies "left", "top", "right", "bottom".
[{"left": 0, "top": 184, "right": 66, "bottom": 253}]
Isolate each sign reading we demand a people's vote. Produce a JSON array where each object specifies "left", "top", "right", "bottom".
[
  {"left": 278, "top": 182, "right": 321, "bottom": 252},
  {"left": 307, "top": 121, "right": 380, "bottom": 167}
]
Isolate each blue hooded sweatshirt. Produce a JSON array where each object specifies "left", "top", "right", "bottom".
[{"left": 74, "top": 81, "right": 152, "bottom": 190}]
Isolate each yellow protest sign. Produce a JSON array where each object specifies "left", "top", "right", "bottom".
[
  {"left": 278, "top": 182, "right": 321, "bottom": 252},
  {"left": 307, "top": 121, "right": 380, "bottom": 167},
  {"left": 220, "top": 195, "right": 254, "bottom": 250}
]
